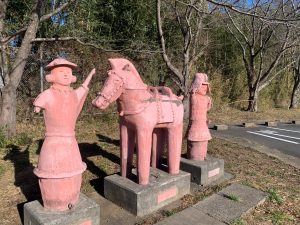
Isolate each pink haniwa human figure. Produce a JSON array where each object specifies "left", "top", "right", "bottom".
[
  {"left": 33, "top": 58, "right": 95, "bottom": 211},
  {"left": 187, "top": 73, "right": 212, "bottom": 161}
]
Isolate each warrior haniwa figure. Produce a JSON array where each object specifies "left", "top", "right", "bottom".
[{"left": 187, "top": 73, "right": 212, "bottom": 161}]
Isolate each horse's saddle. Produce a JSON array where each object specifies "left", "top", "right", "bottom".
[{"left": 148, "top": 86, "right": 182, "bottom": 123}]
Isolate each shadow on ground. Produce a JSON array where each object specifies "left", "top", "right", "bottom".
[
  {"left": 4, "top": 142, "right": 42, "bottom": 224},
  {"left": 96, "top": 134, "right": 120, "bottom": 147},
  {"left": 79, "top": 133, "right": 122, "bottom": 195},
  {"left": 3, "top": 133, "right": 122, "bottom": 223}
]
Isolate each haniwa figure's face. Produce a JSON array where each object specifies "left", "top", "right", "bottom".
[
  {"left": 198, "top": 84, "right": 208, "bottom": 95},
  {"left": 51, "top": 66, "right": 73, "bottom": 86}
]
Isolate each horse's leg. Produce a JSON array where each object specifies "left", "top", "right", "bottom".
[
  {"left": 127, "top": 127, "right": 136, "bottom": 176},
  {"left": 167, "top": 122, "right": 183, "bottom": 174},
  {"left": 120, "top": 122, "right": 136, "bottom": 178},
  {"left": 136, "top": 128, "right": 152, "bottom": 185},
  {"left": 151, "top": 128, "right": 165, "bottom": 169}
]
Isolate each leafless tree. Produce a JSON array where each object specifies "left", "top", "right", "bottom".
[
  {"left": 0, "top": 0, "right": 76, "bottom": 136},
  {"left": 205, "top": 0, "right": 300, "bottom": 22},
  {"left": 290, "top": 52, "right": 300, "bottom": 108},
  {"left": 157, "top": 0, "right": 212, "bottom": 114},
  {"left": 225, "top": 0, "right": 299, "bottom": 111}
]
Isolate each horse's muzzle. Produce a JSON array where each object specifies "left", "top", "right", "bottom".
[{"left": 92, "top": 96, "right": 108, "bottom": 109}]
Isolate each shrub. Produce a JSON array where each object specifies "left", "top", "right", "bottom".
[{"left": 14, "top": 132, "right": 32, "bottom": 146}]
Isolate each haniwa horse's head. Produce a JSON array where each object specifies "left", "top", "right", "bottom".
[{"left": 92, "top": 58, "right": 147, "bottom": 110}]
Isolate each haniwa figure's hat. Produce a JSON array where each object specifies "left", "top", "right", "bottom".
[
  {"left": 45, "top": 58, "right": 78, "bottom": 71},
  {"left": 190, "top": 73, "right": 210, "bottom": 93}
]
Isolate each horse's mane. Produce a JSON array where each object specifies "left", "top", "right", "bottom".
[{"left": 108, "top": 58, "right": 146, "bottom": 86}]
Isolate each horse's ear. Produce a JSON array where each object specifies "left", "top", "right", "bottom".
[{"left": 122, "top": 64, "right": 131, "bottom": 71}]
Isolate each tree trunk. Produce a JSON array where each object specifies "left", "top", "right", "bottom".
[
  {"left": 290, "top": 81, "right": 300, "bottom": 109},
  {"left": 0, "top": 0, "right": 75, "bottom": 137},
  {"left": 290, "top": 63, "right": 300, "bottom": 109},
  {"left": 247, "top": 88, "right": 258, "bottom": 112},
  {"left": 0, "top": 1, "right": 40, "bottom": 136},
  {"left": 183, "top": 94, "right": 190, "bottom": 120},
  {"left": 0, "top": 85, "right": 17, "bottom": 136}
]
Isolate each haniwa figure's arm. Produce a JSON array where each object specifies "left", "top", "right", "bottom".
[
  {"left": 76, "top": 68, "right": 96, "bottom": 115},
  {"left": 208, "top": 96, "right": 212, "bottom": 111},
  {"left": 33, "top": 91, "right": 49, "bottom": 113},
  {"left": 82, "top": 68, "right": 95, "bottom": 89}
]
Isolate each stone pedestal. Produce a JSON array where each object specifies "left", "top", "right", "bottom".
[
  {"left": 24, "top": 193, "right": 100, "bottom": 225},
  {"left": 214, "top": 124, "right": 228, "bottom": 130},
  {"left": 180, "top": 156, "right": 224, "bottom": 186},
  {"left": 104, "top": 168, "right": 190, "bottom": 216},
  {"left": 243, "top": 122, "right": 256, "bottom": 128},
  {"left": 265, "top": 121, "right": 277, "bottom": 127}
]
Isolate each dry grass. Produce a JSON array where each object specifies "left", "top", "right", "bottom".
[
  {"left": 209, "top": 107, "right": 300, "bottom": 124},
  {"left": 0, "top": 108, "right": 300, "bottom": 225},
  {"left": 209, "top": 138, "right": 300, "bottom": 225}
]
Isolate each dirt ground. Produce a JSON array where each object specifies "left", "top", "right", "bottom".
[{"left": 0, "top": 107, "right": 299, "bottom": 225}]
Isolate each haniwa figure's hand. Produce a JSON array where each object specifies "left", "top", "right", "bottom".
[
  {"left": 88, "top": 68, "right": 96, "bottom": 77},
  {"left": 82, "top": 68, "right": 96, "bottom": 89}
]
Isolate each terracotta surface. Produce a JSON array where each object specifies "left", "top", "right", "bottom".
[
  {"left": 33, "top": 58, "right": 95, "bottom": 210},
  {"left": 187, "top": 73, "right": 212, "bottom": 161},
  {"left": 93, "top": 58, "right": 184, "bottom": 185}
]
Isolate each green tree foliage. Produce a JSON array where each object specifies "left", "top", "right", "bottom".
[{"left": 51, "top": 0, "right": 158, "bottom": 50}]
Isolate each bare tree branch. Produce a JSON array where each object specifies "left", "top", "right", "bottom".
[
  {"left": 33, "top": 37, "right": 163, "bottom": 54},
  {"left": 205, "top": 0, "right": 300, "bottom": 22},
  {"left": 259, "top": 59, "right": 296, "bottom": 91},
  {"left": 1, "top": 0, "right": 77, "bottom": 44},
  {"left": 157, "top": 0, "right": 183, "bottom": 82},
  {"left": 259, "top": 25, "right": 291, "bottom": 83},
  {"left": 226, "top": 9, "right": 251, "bottom": 47}
]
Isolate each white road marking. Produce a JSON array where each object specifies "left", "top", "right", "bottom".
[
  {"left": 267, "top": 127, "right": 300, "bottom": 134},
  {"left": 246, "top": 131, "right": 300, "bottom": 144},
  {"left": 257, "top": 130, "right": 300, "bottom": 140}
]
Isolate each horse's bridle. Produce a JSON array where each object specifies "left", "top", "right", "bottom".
[{"left": 96, "top": 71, "right": 124, "bottom": 104}]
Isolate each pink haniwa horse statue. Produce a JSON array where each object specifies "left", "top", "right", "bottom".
[{"left": 92, "top": 58, "right": 184, "bottom": 185}]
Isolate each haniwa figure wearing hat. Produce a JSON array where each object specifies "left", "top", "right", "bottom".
[
  {"left": 187, "top": 73, "right": 212, "bottom": 161},
  {"left": 33, "top": 58, "right": 95, "bottom": 211}
]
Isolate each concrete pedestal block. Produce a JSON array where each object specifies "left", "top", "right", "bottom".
[
  {"left": 243, "top": 122, "right": 256, "bottom": 128},
  {"left": 265, "top": 121, "right": 277, "bottom": 127},
  {"left": 24, "top": 193, "right": 100, "bottom": 225},
  {"left": 180, "top": 156, "right": 224, "bottom": 186},
  {"left": 104, "top": 168, "right": 190, "bottom": 216},
  {"left": 213, "top": 124, "right": 228, "bottom": 130}
]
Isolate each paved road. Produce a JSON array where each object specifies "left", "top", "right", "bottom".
[{"left": 211, "top": 123, "right": 300, "bottom": 168}]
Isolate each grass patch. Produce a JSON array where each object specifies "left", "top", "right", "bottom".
[
  {"left": 13, "top": 132, "right": 32, "bottom": 146},
  {"left": 270, "top": 211, "right": 294, "bottom": 225},
  {"left": 0, "top": 127, "right": 7, "bottom": 148},
  {"left": 268, "top": 189, "right": 283, "bottom": 205},
  {"left": 245, "top": 171, "right": 256, "bottom": 176},
  {"left": 0, "top": 128, "right": 31, "bottom": 150},
  {"left": 163, "top": 209, "right": 177, "bottom": 217},
  {"left": 230, "top": 218, "right": 246, "bottom": 225},
  {"left": 224, "top": 194, "right": 241, "bottom": 202},
  {"left": 0, "top": 164, "right": 5, "bottom": 176}
]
